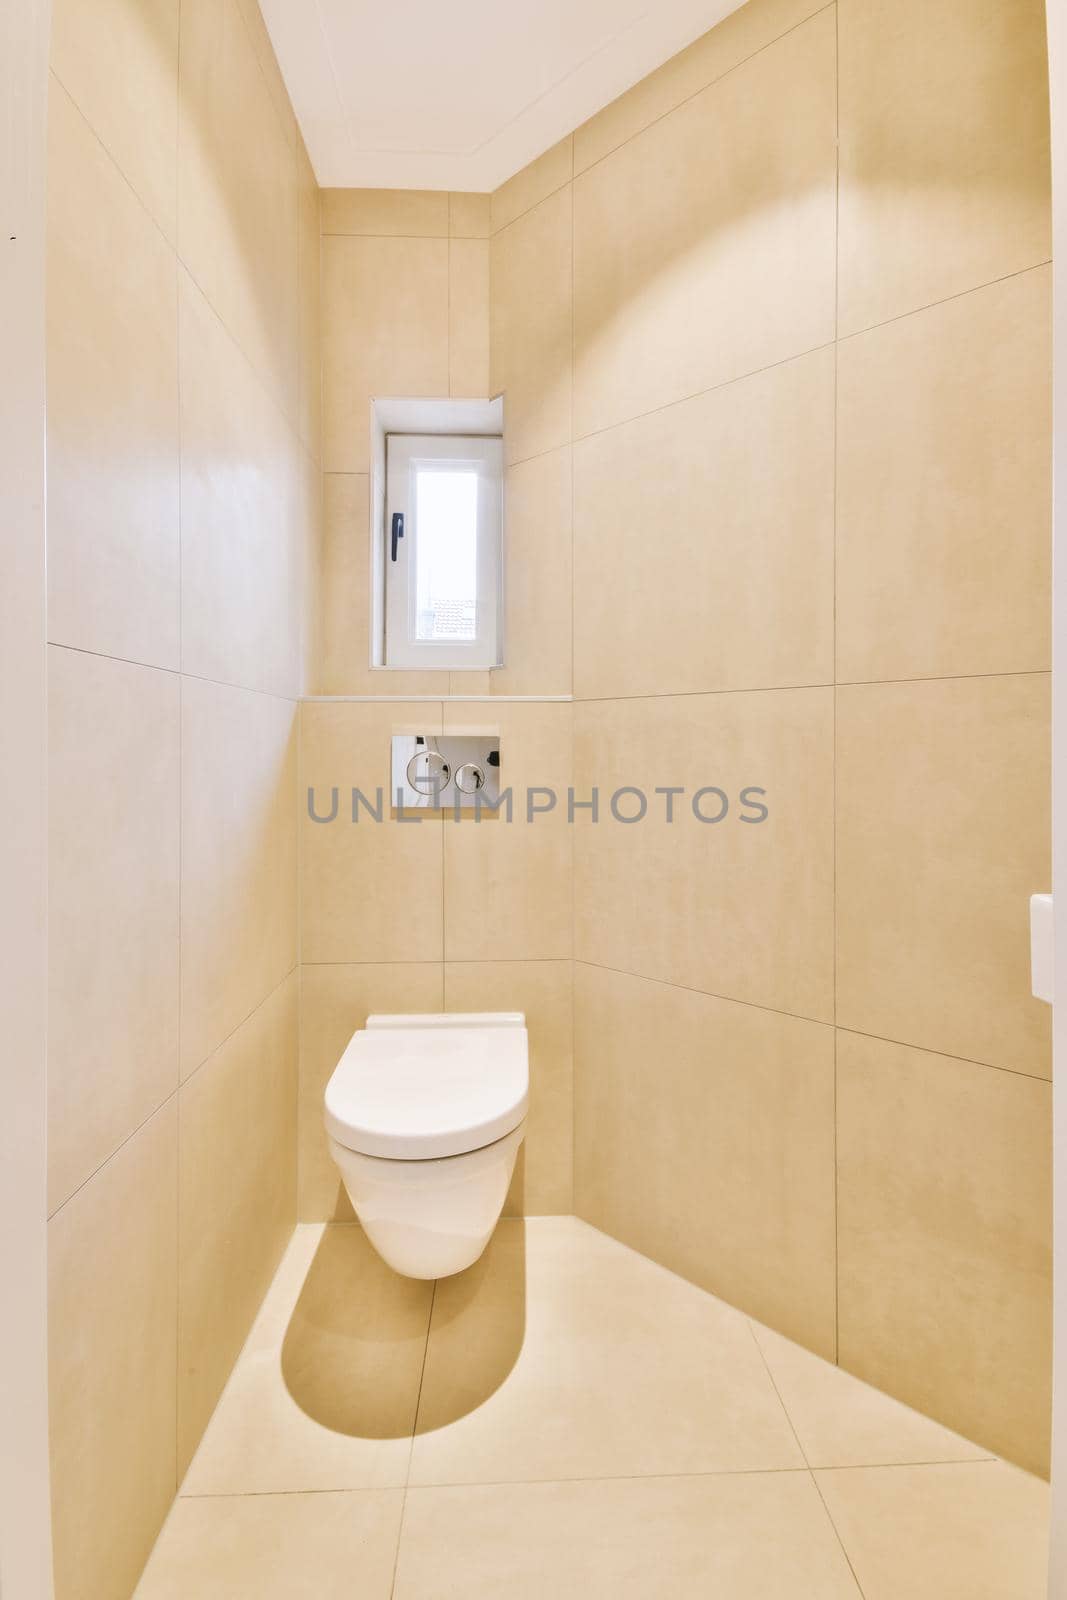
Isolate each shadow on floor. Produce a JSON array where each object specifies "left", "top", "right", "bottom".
[{"left": 280, "top": 1217, "right": 526, "bottom": 1439}]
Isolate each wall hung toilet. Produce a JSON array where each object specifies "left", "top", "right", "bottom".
[{"left": 324, "top": 1012, "right": 528, "bottom": 1279}]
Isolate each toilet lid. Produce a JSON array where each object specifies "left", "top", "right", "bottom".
[{"left": 324, "top": 1023, "right": 529, "bottom": 1160}]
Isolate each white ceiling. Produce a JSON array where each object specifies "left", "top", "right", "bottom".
[{"left": 259, "top": 0, "right": 745, "bottom": 192}]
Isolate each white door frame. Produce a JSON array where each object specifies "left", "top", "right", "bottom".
[
  {"left": 0, "top": 0, "right": 54, "bottom": 1596},
  {"left": 1050, "top": 0, "right": 1067, "bottom": 1591}
]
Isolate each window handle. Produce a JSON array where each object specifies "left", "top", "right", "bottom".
[{"left": 390, "top": 511, "right": 405, "bottom": 562}]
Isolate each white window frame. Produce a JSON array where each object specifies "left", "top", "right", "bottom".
[{"left": 383, "top": 431, "right": 503, "bottom": 671}]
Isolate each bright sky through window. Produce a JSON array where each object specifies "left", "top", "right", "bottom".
[{"left": 414, "top": 467, "right": 479, "bottom": 642}]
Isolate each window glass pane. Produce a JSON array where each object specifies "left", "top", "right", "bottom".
[{"left": 414, "top": 467, "right": 478, "bottom": 642}]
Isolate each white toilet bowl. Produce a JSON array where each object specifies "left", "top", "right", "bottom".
[{"left": 324, "top": 1012, "right": 528, "bottom": 1279}]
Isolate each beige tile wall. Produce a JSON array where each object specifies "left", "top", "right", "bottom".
[
  {"left": 496, "top": 0, "right": 1052, "bottom": 1473},
  {"left": 297, "top": 701, "right": 574, "bottom": 1222},
  {"left": 303, "top": 0, "right": 1052, "bottom": 1475},
  {"left": 45, "top": 0, "right": 320, "bottom": 1591},
  {"left": 317, "top": 184, "right": 573, "bottom": 698},
  {"left": 46, "top": 9, "right": 1053, "bottom": 1597},
  {"left": 303, "top": 180, "right": 574, "bottom": 1222}
]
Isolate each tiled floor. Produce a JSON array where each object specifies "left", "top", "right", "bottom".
[{"left": 135, "top": 1217, "right": 1049, "bottom": 1598}]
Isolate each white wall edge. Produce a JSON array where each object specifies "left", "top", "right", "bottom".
[
  {"left": 0, "top": 0, "right": 54, "bottom": 1595},
  {"left": 1049, "top": 0, "right": 1066, "bottom": 1589}
]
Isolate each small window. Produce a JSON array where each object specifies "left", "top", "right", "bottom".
[{"left": 384, "top": 433, "right": 503, "bottom": 670}]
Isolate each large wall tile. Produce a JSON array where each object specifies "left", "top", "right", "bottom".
[
  {"left": 321, "top": 188, "right": 449, "bottom": 236},
  {"left": 298, "top": 449, "right": 324, "bottom": 697},
  {"left": 47, "top": 81, "right": 179, "bottom": 669},
  {"left": 49, "top": 1101, "right": 178, "bottom": 1600},
  {"left": 321, "top": 235, "right": 449, "bottom": 473},
  {"left": 491, "top": 137, "right": 572, "bottom": 234},
  {"left": 443, "top": 702, "right": 572, "bottom": 961},
  {"left": 318, "top": 475, "right": 443, "bottom": 696},
  {"left": 573, "top": 346, "right": 834, "bottom": 699},
  {"left": 572, "top": 8, "right": 836, "bottom": 439},
  {"left": 181, "top": 679, "right": 297, "bottom": 1076},
  {"left": 837, "top": 269, "right": 1052, "bottom": 682},
  {"left": 300, "top": 701, "right": 444, "bottom": 963},
  {"left": 836, "top": 1031, "right": 1052, "bottom": 1472},
  {"left": 298, "top": 964, "right": 445, "bottom": 1220},
  {"left": 752, "top": 1322, "right": 990, "bottom": 1468},
  {"left": 574, "top": 690, "right": 834, "bottom": 1021},
  {"left": 836, "top": 675, "right": 1051, "bottom": 1076},
  {"left": 179, "top": 275, "right": 302, "bottom": 698},
  {"left": 492, "top": 447, "right": 572, "bottom": 696},
  {"left": 449, "top": 238, "right": 490, "bottom": 398},
  {"left": 490, "top": 188, "right": 572, "bottom": 466},
  {"left": 48, "top": 649, "right": 180, "bottom": 1214},
  {"left": 450, "top": 191, "right": 491, "bottom": 239},
  {"left": 178, "top": 0, "right": 299, "bottom": 414},
  {"left": 445, "top": 961, "right": 573, "bottom": 1215},
  {"left": 297, "top": 143, "right": 322, "bottom": 461},
  {"left": 51, "top": 0, "right": 179, "bottom": 240},
  {"left": 232, "top": 0, "right": 298, "bottom": 151},
  {"left": 838, "top": 0, "right": 1051, "bottom": 335},
  {"left": 178, "top": 974, "right": 297, "bottom": 1471},
  {"left": 574, "top": 964, "right": 836, "bottom": 1357},
  {"left": 573, "top": 0, "right": 827, "bottom": 174}
]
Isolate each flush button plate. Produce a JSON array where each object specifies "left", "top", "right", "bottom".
[{"left": 391, "top": 734, "right": 501, "bottom": 810}]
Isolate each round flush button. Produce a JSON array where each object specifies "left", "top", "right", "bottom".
[
  {"left": 455, "top": 762, "right": 486, "bottom": 793},
  {"left": 406, "top": 750, "right": 450, "bottom": 794}
]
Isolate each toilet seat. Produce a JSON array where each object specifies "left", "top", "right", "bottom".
[{"left": 324, "top": 1012, "right": 528, "bottom": 1162}]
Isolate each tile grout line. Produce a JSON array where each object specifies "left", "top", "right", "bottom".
[
  {"left": 745, "top": 1321, "right": 811, "bottom": 1470},
  {"left": 42, "top": 639, "right": 1054, "bottom": 705},
  {"left": 46, "top": 964, "right": 299, "bottom": 1225},
  {"left": 46, "top": 639, "right": 304, "bottom": 704},
  {"left": 837, "top": 257, "right": 1052, "bottom": 345},
  {"left": 746, "top": 1317, "right": 868, "bottom": 1599},
  {"left": 569, "top": 667, "right": 1052, "bottom": 701},
  {"left": 809, "top": 1474, "right": 868, "bottom": 1598},
  {"left": 490, "top": 0, "right": 834, "bottom": 242},
  {"left": 494, "top": 260, "right": 1049, "bottom": 477},
  {"left": 291, "top": 951, "right": 1052, "bottom": 1085},
  {"left": 390, "top": 1279, "right": 437, "bottom": 1599},
  {"left": 53, "top": 66, "right": 309, "bottom": 457},
  {"left": 231, "top": 0, "right": 296, "bottom": 153},
  {"left": 174, "top": 1453, "right": 999, "bottom": 1500},
  {"left": 571, "top": 1, "right": 836, "bottom": 188}
]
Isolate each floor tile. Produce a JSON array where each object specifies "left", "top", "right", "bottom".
[
  {"left": 181, "top": 1225, "right": 431, "bottom": 1494},
  {"left": 752, "top": 1322, "right": 990, "bottom": 1468},
  {"left": 395, "top": 1473, "right": 860, "bottom": 1599},
  {"left": 408, "top": 1217, "right": 803, "bottom": 1485},
  {"left": 815, "top": 1461, "right": 1049, "bottom": 1600},
  {"left": 135, "top": 1489, "right": 403, "bottom": 1598}
]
